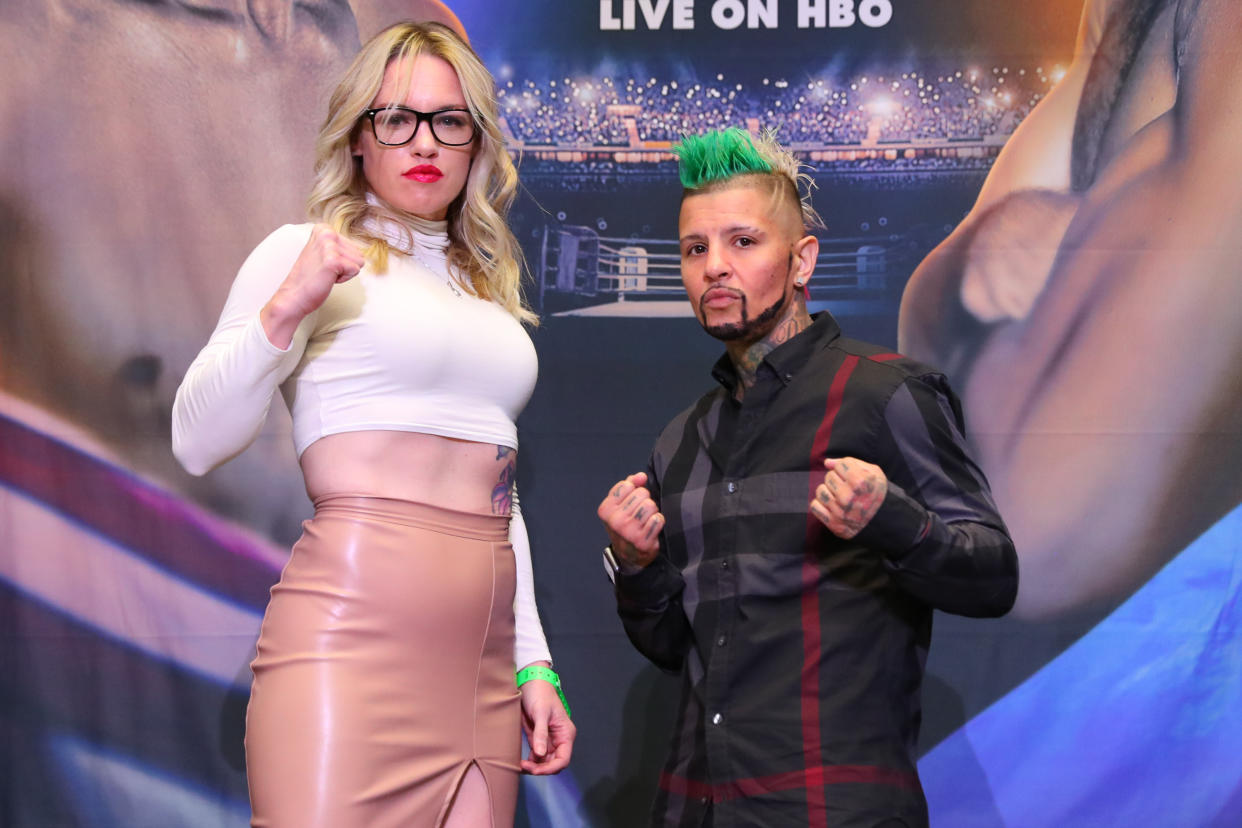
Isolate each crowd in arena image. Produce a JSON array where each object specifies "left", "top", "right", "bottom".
[{"left": 496, "top": 63, "right": 1060, "bottom": 149}]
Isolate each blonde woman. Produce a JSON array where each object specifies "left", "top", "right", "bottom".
[{"left": 172, "top": 21, "right": 574, "bottom": 827}]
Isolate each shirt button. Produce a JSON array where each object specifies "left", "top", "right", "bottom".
[
  {"left": 720, "top": 560, "right": 729, "bottom": 569},
  {"left": 725, "top": 481, "right": 737, "bottom": 493},
  {"left": 716, "top": 635, "right": 727, "bottom": 647},
  {"left": 711, "top": 712, "right": 724, "bottom": 725}
]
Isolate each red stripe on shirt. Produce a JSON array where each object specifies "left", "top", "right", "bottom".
[
  {"left": 660, "top": 763, "right": 920, "bottom": 803},
  {"left": 800, "top": 354, "right": 859, "bottom": 826}
]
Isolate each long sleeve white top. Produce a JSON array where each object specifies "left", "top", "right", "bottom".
[{"left": 172, "top": 218, "right": 551, "bottom": 668}]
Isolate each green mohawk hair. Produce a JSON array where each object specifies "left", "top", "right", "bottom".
[{"left": 674, "top": 128, "right": 773, "bottom": 190}]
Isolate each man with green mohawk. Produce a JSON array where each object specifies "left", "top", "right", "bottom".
[{"left": 597, "top": 128, "right": 1017, "bottom": 827}]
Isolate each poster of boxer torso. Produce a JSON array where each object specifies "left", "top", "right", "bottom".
[{"left": 2, "top": 0, "right": 1239, "bottom": 825}]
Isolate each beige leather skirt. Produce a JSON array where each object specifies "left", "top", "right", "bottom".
[{"left": 245, "top": 495, "right": 520, "bottom": 827}]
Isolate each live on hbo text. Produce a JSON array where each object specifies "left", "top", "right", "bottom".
[{"left": 600, "top": 0, "right": 894, "bottom": 31}]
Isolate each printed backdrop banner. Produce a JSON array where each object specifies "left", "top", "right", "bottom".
[{"left": 2, "top": 0, "right": 1240, "bottom": 825}]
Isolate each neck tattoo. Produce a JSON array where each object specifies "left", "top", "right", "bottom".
[{"left": 732, "top": 304, "right": 812, "bottom": 399}]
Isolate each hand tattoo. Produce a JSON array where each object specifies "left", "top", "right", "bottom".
[{"left": 616, "top": 544, "right": 643, "bottom": 567}]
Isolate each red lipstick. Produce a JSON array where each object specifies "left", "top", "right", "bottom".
[{"left": 403, "top": 164, "right": 443, "bottom": 183}]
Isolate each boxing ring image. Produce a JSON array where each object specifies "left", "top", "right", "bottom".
[{"left": 536, "top": 224, "right": 892, "bottom": 317}]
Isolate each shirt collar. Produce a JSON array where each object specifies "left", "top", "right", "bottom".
[
  {"left": 362, "top": 192, "right": 449, "bottom": 256},
  {"left": 710, "top": 311, "right": 843, "bottom": 391}
]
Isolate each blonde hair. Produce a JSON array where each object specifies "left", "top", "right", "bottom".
[{"left": 306, "top": 21, "right": 536, "bottom": 326}]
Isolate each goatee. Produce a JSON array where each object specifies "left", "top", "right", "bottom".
[{"left": 702, "top": 289, "right": 789, "bottom": 342}]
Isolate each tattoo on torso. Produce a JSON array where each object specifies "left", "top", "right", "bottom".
[
  {"left": 491, "top": 446, "right": 516, "bottom": 511},
  {"left": 492, "top": 446, "right": 516, "bottom": 515}
]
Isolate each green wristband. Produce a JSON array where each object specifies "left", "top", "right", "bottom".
[{"left": 516, "top": 665, "right": 571, "bottom": 718}]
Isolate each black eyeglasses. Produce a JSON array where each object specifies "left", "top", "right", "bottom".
[{"left": 361, "top": 106, "right": 477, "bottom": 147}]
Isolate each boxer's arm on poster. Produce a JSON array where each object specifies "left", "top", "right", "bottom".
[
  {"left": 598, "top": 471, "right": 691, "bottom": 672},
  {"left": 898, "top": 0, "right": 1101, "bottom": 363},
  {"left": 969, "top": 0, "right": 1125, "bottom": 209},
  {"left": 961, "top": 0, "right": 1242, "bottom": 618}
]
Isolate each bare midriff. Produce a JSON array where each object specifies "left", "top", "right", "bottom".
[{"left": 299, "top": 430, "right": 516, "bottom": 516}]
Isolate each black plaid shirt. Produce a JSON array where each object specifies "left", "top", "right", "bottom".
[{"left": 614, "top": 313, "right": 1017, "bottom": 828}]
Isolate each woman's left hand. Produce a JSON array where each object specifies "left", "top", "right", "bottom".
[{"left": 518, "top": 665, "right": 576, "bottom": 775}]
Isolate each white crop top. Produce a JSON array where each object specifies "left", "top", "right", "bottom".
[
  {"left": 173, "top": 219, "right": 537, "bottom": 470},
  {"left": 172, "top": 216, "right": 550, "bottom": 668}
]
